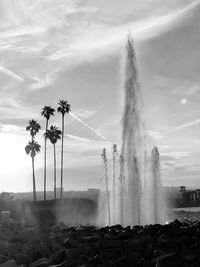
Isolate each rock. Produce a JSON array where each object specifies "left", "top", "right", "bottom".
[
  {"left": 181, "top": 249, "right": 200, "bottom": 264},
  {"left": 80, "top": 236, "right": 97, "bottom": 243},
  {"left": 30, "top": 257, "right": 50, "bottom": 267},
  {"left": 110, "top": 256, "right": 128, "bottom": 267},
  {"left": 65, "top": 248, "right": 82, "bottom": 260},
  {"left": 1, "top": 212, "right": 10, "bottom": 224},
  {"left": 0, "top": 256, "right": 10, "bottom": 265},
  {"left": 79, "top": 245, "right": 96, "bottom": 258},
  {"left": 63, "top": 238, "right": 79, "bottom": 248},
  {"left": 14, "top": 253, "right": 32, "bottom": 265},
  {"left": 105, "top": 239, "right": 121, "bottom": 249},
  {"left": 118, "top": 231, "right": 133, "bottom": 240},
  {"left": 51, "top": 249, "right": 66, "bottom": 264},
  {"left": 152, "top": 252, "right": 183, "bottom": 267},
  {"left": 100, "top": 249, "right": 121, "bottom": 261},
  {"left": 0, "top": 260, "right": 18, "bottom": 267},
  {"left": 156, "top": 235, "right": 181, "bottom": 253},
  {"left": 49, "top": 259, "right": 75, "bottom": 267}
]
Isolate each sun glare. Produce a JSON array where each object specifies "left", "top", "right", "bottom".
[
  {"left": 0, "top": 134, "right": 29, "bottom": 176},
  {"left": 180, "top": 98, "right": 187, "bottom": 104}
]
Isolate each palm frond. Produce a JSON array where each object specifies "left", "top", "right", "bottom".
[
  {"left": 25, "top": 140, "right": 41, "bottom": 157},
  {"left": 57, "top": 100, "right": 71, "bottom": 115},
  {"left": 26, "top": 120, "right": 41, "bottom": 137},
  {"left": 44, "top": 125, "right": 62, "bottom": 144},
  {"left": 41, "top": 106, "right": 55, "bottom": 120}
]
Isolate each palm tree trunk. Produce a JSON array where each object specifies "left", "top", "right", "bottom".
[
  {"left": 32, "top": 156, "right": 37, "bottom": 201},
  {"left": 60, "top": 114, "right": 64, "bottom": 199},
  {"left": 44, "top": 119, "right": 48, "bottom": 201},
  {"left": 53, "top": 143, "right": 56, "bottom": 199}
]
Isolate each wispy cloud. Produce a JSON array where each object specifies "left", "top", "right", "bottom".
[
  {"left": 67, "top": 134, "right": 94, "bottom": 143},
  {"left": 166, "top": 118, "right": 200, "bottom": 134},
  {"left": 0, "top": 65, "right": 24, "bottom": 82},
  {"left": 27, "top": 70, "right": 58, "bottom": 90},
  {"left": 73, "top": 109, "right": 97, "bottom": 119},
  {"left": 171, "top": 82, "right": 200, "bottom": 96},
  {"left": 147, "top": 130, "right": 164, "bottom": 141},
  {"left": 47, "top": 1, "right": 200, "bottom": 63}
]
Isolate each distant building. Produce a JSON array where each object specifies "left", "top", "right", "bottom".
[
  {"left": 177, "top": 186, "right": 200, "bottom": 207},
  {"left": 179, "top": 186, "right": 186, "bottom": 192}
]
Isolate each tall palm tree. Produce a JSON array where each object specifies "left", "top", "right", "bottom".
[
  {"left": 25, "top": 140, "right": 41, "bottom": 201},
  {"left": 57, "top": 100, "right": 71, "bottom": 198},
  {"left": 41, "top": 106, "right": 55, "bottom": 201},
  {"left": 45, "top": 125, "right": 61, "bottom": 199},
  {"left": 26, "top": 120, "right": 41, "bottom": 141}
]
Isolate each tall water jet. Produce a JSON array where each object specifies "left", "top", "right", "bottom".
[
  {"left": 119, "top": 35, "right": 146, "bottom": 226},
  {"left": 97, "top": 35, "right": 167, "bottom": 226}
]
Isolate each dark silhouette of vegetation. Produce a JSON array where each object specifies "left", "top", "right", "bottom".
[
  {"left": 26, "top": 120, "right": 41, "bottom": 141},
  {"left": 0, "top": 192, "right": 14, "bottom": 201},
  {"left": 41, "top": 106, "right": 55, "bottom": 201},
  {"left": 57, "top": 100, "right": 71, "bottom": 198},
  {"left": 25, "top": 140, "right": 41, "bottom": 201},
  {"left": 25, "top": 120, "right": 41, "bottom": 201},
  {"left": 24, "top": 101, "right": 71, "bottom": 201},
  {"left": 45, "top": 125, "right": 61, "bottom": 199}
]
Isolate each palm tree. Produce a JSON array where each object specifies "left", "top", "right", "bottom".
[
  {"left": 41, "top": 106, "right": 55, "bottom": 201},
  {"left": 25, "top": 140, "right": 41, "bottom": 201},
  {"left": 45, "top": 125, "right": 61, "bottom": 199},
  {"left": 26, "top": 120, "right": 41, "bottom": 141},
  {"left": 57, "top": 100, "right": 71, "bottom": 198}
]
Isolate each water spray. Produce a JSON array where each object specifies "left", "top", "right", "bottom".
[
  {"left": 112, "top": 144, "right": 118, "bottom": 223},
  {"left": 101, "top": 148, "right": 111, "bottom": 226}
]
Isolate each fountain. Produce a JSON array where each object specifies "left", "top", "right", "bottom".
[
  {"left": 97, "top": 35, "right": 167, "bottom": 226},
  {"left": 151, "top": 146, "right": 166, "bottom": 223}
]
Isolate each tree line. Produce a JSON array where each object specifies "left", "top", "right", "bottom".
[{"left": 25, "top": 100, "right": 71, "bottom": 201}]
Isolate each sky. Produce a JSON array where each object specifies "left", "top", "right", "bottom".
[{"left": 0, "top": 0, "right": 200, "bottom": 192}]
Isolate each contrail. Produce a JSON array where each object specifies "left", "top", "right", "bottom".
[
  {"left": 69, "top": 112, "right": 108, "bottom": 141},
  {"left": 27, "top": 0, "right": 41, "bottom": 12},
  {"left": 166, "top": 118, "right": 200, "bottom": 134},
  {"left": 0, "top": 65, "right": 24, "bottom": 82}
]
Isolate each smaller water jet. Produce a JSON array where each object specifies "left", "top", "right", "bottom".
[
  {"left": 101, "top": 148, "right": 111, "bottom": 226},
  {"left": 151, "top": 146, "right": 166, "bottom": 223},
  {"left": 111, "top": 144, "right": 118, "bottom": 223}
]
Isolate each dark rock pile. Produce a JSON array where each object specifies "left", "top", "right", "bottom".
[{"left": 1, "top": 220, "right": 200, "bottom": 266}]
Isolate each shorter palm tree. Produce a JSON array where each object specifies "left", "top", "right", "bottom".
[
  {"left": 45, "top": 126, "right": 61, "bottom": 199},
  {"left": 25, "top": 140, "right": 41, "bottom": 201}
]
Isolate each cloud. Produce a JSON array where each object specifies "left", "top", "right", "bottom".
[
  {"left": 46, "top": 1, "right": 200, "bottom": 64},
  {"left": 66, "top": 134, "right": 93, "bottom": 143},
  {"left": 27, "top": 70, "right": 58, "bottom": 90},
  {"left": 171, "top": 81, "right": 200, "bottom": 96},
  {"left": 0, "top": 65, "right": 24, "bottom": 82},
  {"left": 0, "top": 124, "right": 25, "bottom": 134},
  {"left": 166, "top": 118, "right": 200, "bottom": 134},
  {"left": 147, "top": 130, "right": 164, "bottom": 141},
  {"left": 0, "top": 0, "right": 98, "bottom": 40},
  {"left": 0, "top": 88, "right": 39, "bottom": 120},
  {"left": 73, "top": 109, "right": 97, "bottom": 119}
]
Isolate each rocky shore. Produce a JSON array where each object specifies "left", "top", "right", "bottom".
[{"left": 0, "top": 220, "right": 200, "bottom": 267}]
